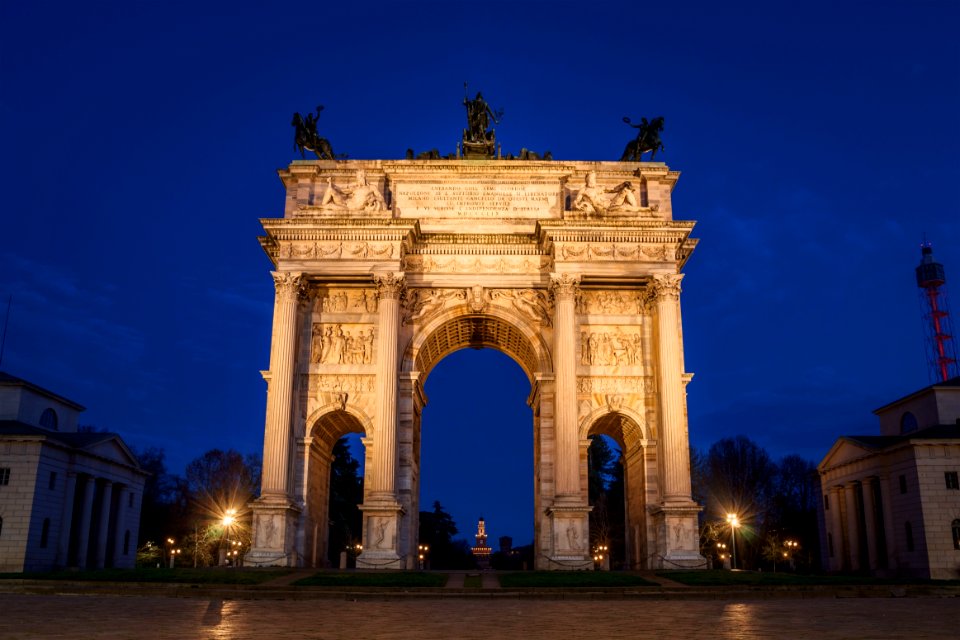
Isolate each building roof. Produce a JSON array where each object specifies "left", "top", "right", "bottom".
[
  {"left": 0, "top": 371, "right": 85, "bottom": 411},
  {"left": 842, "top": 424, "right": 960, "bottom": 449},
  {"left": 0, "top": 420, "right": 145, "bottom": 472},
  {"left": 819, "top": 424, "right": 960, "bottom": 473},
  {"left": 872, "top": 376, "right": 960, "bottom": 415}
]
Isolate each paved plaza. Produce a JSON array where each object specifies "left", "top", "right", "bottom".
[{"left": 0, "top": 594, "right": 956, "bottom": 639}]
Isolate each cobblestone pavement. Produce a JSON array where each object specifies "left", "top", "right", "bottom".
[{"left": 0, "top": 594, "right": 956, "bottom": 639}]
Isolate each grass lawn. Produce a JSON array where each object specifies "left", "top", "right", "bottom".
[
  {"left": 0, "top": 568, "right": 292, "bottom": 585},
  {"left": 657, "top": 570, "right": 960, "bottom": 587},
  {"left": 293, "top": 572, "right": 448, "bottom": 588},
  {"left": 463, "top": 574, "right": 483, "bottom": 588},
  {"left": 498, "top": 571, "right": 658, "bottom": 588}
]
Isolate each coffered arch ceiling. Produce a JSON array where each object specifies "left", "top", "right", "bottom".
[{"left": 411, "top": 314, "right": 545, "bottom": 384}]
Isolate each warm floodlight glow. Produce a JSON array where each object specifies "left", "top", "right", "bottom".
[{"left": 222, "top": 508, "right": 237, "bottom": 526}]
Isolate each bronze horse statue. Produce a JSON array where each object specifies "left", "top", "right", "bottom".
[
  {"left": 620, "top": 116, "right": 665, "bottom": 162},
  {"left": 292, "top": 105, "right": 335, "bottom": 160}
]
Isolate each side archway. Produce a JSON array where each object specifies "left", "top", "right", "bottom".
[
  {"left": 582, "top": 410, "right": 657, "bottom": 569},
  {"left": 298, "top": 406, "right": 371, "bottom": 567}
]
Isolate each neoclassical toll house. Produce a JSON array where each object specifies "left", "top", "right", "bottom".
[{"left": 248, "top": 159, "right": 705, "bottom": 570}]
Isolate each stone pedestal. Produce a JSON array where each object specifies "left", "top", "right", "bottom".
[
  {"left": 356, "top": 503, "right": 404, "bottom": 570},
  {"left": 652, "top": 503, "right": 705, "bottom": 569},
  {"left": 247, "top": 499, "right": 301, "bottom": 567},
  {"left": 544, "top": 502, "right": 593, "bottom": 570}
]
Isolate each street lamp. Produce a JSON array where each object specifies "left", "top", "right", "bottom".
[
  {"left": 418, "top": 544, "right": 430, "bottom": 570},
  {"left": 726, "top": 513, "right": 741, "bottom": 570}
]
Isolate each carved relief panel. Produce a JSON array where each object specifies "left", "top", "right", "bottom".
[
  {"left": 313, "top": 288, "right": 378, "bottom": 314},
  {"left": 311, "top": 324, "right": 375, "bottom": 365}
]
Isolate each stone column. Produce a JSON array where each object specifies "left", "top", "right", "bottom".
[
  {"left": 646, "top": 274, "right": 703, "bottom": 568},
  {"left": 260, "top": 271, "right": 304, "bottom": 498},
  {"left": 55, "top": 472, "right": 77, "bottom": 567},
  {"left": 112, "top": 485, "right": 127, "bottom": 566},
  {"left": 550, "top": 273, "right": 581, "bottom": 499},
  {"left": 861, "top": 477, "right": 879, "bottom": 571},
  {"left": 878, "top": 475, "right": 897, "bottom": 568},
  {"left": 829, "top": 486, "right": 845, "bottom": 570},
  {"left": 357, "top": 273, "right": 405, "bottom": 570},
  {"left": 94, "top": 480, "right": 113, "bottom": 568},
  {"left": 75, "top": 476, "right": 96, "bottom": 568},
  {"left": 249, "top": 272, "right": 305, "bottom": 567},
  {"left": 649, "top": 274, "right": 692, "bottom": 503},
  {"left": 369, "top": 273, "right": 404, "bottom": 500},
  {"left": 844, "top": 482, "right": 861, "bottom": 571}
]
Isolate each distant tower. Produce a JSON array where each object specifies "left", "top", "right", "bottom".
[
  {"left": 916, "top": 242, "right": 959, "bottom": 382},
  {"left": 471, "top": 516, "right": 491, "bottom": 567}
]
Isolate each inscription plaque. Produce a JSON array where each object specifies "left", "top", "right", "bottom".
[{"left": 394, "top": 181, "right": 559, "bottom": 218}]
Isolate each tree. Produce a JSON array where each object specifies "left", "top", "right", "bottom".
[
  {"left": 132, "top": 446, "right": 181, "bottom": 547},
  {"left": 419, "top": 501, "right": 475, "bottom": 569},
  {"left": 702, "top": 435, "right": 777, "bottom": 569},
  {"left": 180, "top": 449, "right": 262, "bottom": 566},
  {"left": 326, "top": 437, "right": 363, "bottom": 566}
]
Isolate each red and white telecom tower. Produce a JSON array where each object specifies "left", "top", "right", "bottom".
[{"left": 916, "top": 242, "right": 959, "bottom": 382}]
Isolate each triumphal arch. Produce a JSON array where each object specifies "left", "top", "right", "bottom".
[{"left": 248, "top": 154, "right": 704, "bottom": 570}]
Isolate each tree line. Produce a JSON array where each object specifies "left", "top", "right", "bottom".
[{"left": 135, "top": 433, "right": 819, "bottom": 571}]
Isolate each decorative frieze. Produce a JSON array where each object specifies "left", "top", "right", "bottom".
[
  {"left": 576, "top": 376, "right": 647, "bottom": 394},
  {"left": 401, "top": 254, "right": 549, "bottom": 274},
  {"left": 559, "top": 243, "right": 673, "bottom": 262},
  {"left": 311, "top": 375, "right": 376, "bottom": 394},
  {"left": 281, "top": 241, "right": 395, "bottom": 261}
]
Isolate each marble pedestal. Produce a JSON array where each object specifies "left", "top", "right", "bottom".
[{"left": 356, "top": 501, "right": 404, "bottom": 570}]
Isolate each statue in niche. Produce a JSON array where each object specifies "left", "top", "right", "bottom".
[
  {"left": 320, "top": 169, "right": 387, "bottom": 212},
  {"left": 292, "top": 105, "right": 335, "bottom": 159},
  {"left": 620, "top": 115, "right": 665, "bottom": 162},
  {"left": 462, "top": 84, "right": 503, "bottom": 158},
  {"left": 574, "top": 171, "right": 644, "bottom": 217}
]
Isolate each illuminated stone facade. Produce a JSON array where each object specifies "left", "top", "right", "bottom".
[
  {"left": 818, "top": 379, "right": 960, "bottom": 579},
  {"left": 249, "top": 159, "right": 704, "bottom": 570}
]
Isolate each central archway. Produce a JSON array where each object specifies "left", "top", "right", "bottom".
[{"left": 394, "top": 306, "right": 552, "bottom": 569}]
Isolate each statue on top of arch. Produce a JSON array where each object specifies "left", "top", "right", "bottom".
[
  {"left": 572, "top": 171, "right": 658, "bottom": 218},
  {"left": 318, "top": 169, "right": 388, "bottom": 213}
]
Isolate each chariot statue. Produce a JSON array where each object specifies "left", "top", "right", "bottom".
[{"left": 462, "top": 84, "right": 503, "bottom": 158}]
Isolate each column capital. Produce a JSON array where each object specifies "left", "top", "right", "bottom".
[
  {"left": 647, "top": 273, "right": 683, "bottom": 303},
  {"left": 374, "top": 272, "right": 406, "bottom": 300},
  {"left": 271, "top": 271, "right": 305, "bottom": 301},
  {"left": 549, "top": 273, "right": 581, "bottom": 300}
]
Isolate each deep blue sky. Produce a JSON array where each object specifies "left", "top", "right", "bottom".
[{"left": 2, "top": 1, "right": 958, "bottom": 546}]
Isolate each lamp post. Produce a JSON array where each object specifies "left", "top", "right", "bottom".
[
  {"left": 726, "top": 513, "right": 740, "bottom": 570},
  {"left": 220, "top": 508, "right": 237, "bottom": 566},
  {"left": 418, "top": 544, "right": 430, "bottom": 570}
]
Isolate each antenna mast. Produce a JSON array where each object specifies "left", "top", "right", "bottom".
[{"left": 915, "top": 242, "right": 959, "bottom": 382}]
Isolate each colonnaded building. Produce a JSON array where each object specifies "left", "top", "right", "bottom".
[
  {"left": 0, "top": 373, "right": 146, "bottom": 572},
  {"left": 248, "top": 156, "right": 706, "bottom": 570}
]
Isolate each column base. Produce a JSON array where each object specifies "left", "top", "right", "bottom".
[
  {"left": 356, "top": 500, "right": 404, "bottom": 570},
  {"left": 650, "top": 500, "right": 707, "bottom": 570},
  {"left": 247, "top": 496, "right": 301, "bottom": 567},
  {"left": 541, "top": 502, "right": 593, "bottom": 570}
]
